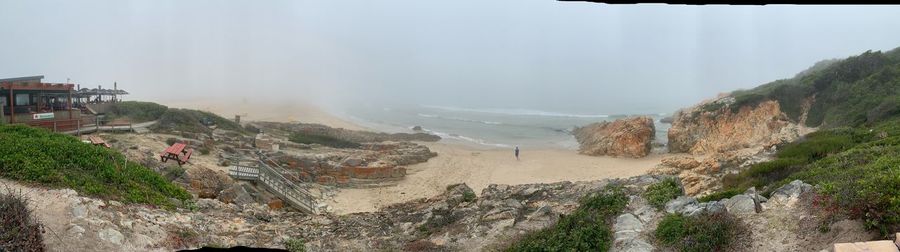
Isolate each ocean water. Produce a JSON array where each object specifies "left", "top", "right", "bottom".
[{"left": 341, "top": 105, "right": 671, "bottom": 150}]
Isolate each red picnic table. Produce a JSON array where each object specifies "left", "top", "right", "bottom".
[
  {"left": 88, "top": 136, "right": 111, "bottom": 148},
  {"left": 159, "top": 142, "right": 193, "bottom": 166}
]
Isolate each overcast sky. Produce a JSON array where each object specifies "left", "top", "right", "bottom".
[{"left": 1, "top": 1, "right": 899, "bottom": 114}]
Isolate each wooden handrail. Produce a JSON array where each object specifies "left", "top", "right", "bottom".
[{"left": 227, "top": 155, "right": 319, "bottom": 214}]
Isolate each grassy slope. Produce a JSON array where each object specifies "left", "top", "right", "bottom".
[
  {"left": 105, "top": 101, "right": 169, "bottom": 123},
  {"left": 0, "top": 125, "right": 191, "bottom": 208},
  {"left": 705, "top": 47, "right": 900, "bottom": 128},
  {"left": 152, "top": 108, "right": 246, "bottom": 135},
  {"left": 702, "top": 48, "right": 900, "bottom": 236},
  {"left": 99, "top": 101, "right": 245, "bottom": 135},
  {"left": 505, "top": 185, "right": 628, "bottom": 251}
]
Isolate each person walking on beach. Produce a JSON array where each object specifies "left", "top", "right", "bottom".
[{"left": 515, "top": 146, "right": 520, "bottom": 161}]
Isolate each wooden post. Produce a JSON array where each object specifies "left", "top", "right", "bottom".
[
  {"left": 67, "top": 87, "right": 72, "bottom": 119},
  {"left": 8, "top": 85, "right": 14, "bottom": 124}
]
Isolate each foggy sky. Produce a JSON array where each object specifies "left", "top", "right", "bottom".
[{"left": 2, "top": 1, "right": 900, "bottom": 114}]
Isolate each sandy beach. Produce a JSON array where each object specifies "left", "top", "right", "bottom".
[
  {"left": 329, "top": 142, "right": 676, "bottom": 214},
  {"left": 161, "top": 100, "right": 673, "bottom": 215}
]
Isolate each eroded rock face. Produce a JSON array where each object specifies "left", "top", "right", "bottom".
[
  {"left": 573, "top": 117, "right": 656, "bottom": 158},
  {"left": 668, "top": 99, "right": 801, "bottom": 155}
]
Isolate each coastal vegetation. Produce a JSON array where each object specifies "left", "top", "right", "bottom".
[
  {"left": 0, "top": 124, "right": 191, "bottom": 208},
  {"left": 152, "top": 108, "right": 246, "bottom": 135},
  {"left": 0, "top": 189, "right": 44, "bottom": 251},
  {"left": 288, "top": 132, "right": 361, "bottom": 149},
  {"left": 105, "top": 101, "right": 169, "bottom": 123},
  {"left": 714, "top": 118, "right": 900, "bottom": 235},
  {"left": 644, "top": 177, "right": 683, "bottom": 209},
  {"left": 654, "top": 213, "right": 741, "bottom": 252},
  {"left": 101, "top": 101, "right": 246, "bottom": 135},
  {"left": 505, "top": 185, "right": 628, "bottom": 252},
  {"left": 702, "top": 47, "right": 900, "bottom": 128},
  {"left": 283, "top": 237, "right": 306, "bottom": 252}
]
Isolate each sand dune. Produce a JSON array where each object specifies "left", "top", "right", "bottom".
[
  {"left": 329, "top": 143, "right": 677, "bottom": 214},
  {"left": 158, "top": 99, "right": 366, "bottom": 131}
]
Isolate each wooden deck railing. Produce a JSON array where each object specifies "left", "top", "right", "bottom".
[{"left": 228, "top": 154, "right": 321, "bottom": 214}]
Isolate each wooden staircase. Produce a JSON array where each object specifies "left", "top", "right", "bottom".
[{"left": 228, "top": 154, "right": 323, "bottom": 214}]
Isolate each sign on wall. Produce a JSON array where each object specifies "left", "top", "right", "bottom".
[{"left": 33, "top": 113, "right": 54, "bottom": 120}]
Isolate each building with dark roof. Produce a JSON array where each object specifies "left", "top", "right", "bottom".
[{"left": 0, "top": 75, "right": 87, "bottom": 132}]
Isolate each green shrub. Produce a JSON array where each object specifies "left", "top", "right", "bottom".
[
  {"left": 711, "top": 49, "right": 900, "bottom": 128},
  {"left": 163, "top": 166, "right": 186, "bottom": 181},
  {"left": 643, "top": 178, "right": 683, "bottom": 209},
  {"left": 0, "top": 189, "right": 44, "bottom": 251},
  {"left": 505, "top": 185, "right": 628, "bottom": 251},
  {"left": 655, "top": 213, "right": 741, "bottom": 252},
  {"left": 288, "top": 132, "right": 361, "bottom": 149},
  {"left": 166, "top": 137, "right": 178, "bottom": 146},
  {"left": 790, "top": 137, "right": 900, "bottom": 236},
  {"left": 719, "top": 119, "right": 900, "bottom": 237},
  {"left": 462, "top": 190, "right": 476, "bottom": 203},
  {"left": 698, "top": 189, "right": 741, "bottom": 203},
  {"left": 721, "top": 127, "right": 874, "bottom": 195},
  {"left": 284, "top": 237, "right": 306, "bottom": 252},
  {"left": 153, "top": 108, "right": 246, "bottom": 135},
  {"left": 0, "top": 125, "right": 191, "bottom": 209},
  {"left": 106, "top": 101, "right": 169, "bottom": 123},
  {"left": 199, "top": 147, "right": 211, "bottom": 155},
  {"left": 244, "top": 124, "right": 261, "bottom": 134}
]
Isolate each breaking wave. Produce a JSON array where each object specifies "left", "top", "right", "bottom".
[
  {"left": 423, "top": 105, "right": 609, "bottom": 118},
  {"left": 417, "top": 113, "right": 503, "bottom": 125}
]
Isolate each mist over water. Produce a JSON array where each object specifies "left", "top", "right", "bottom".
[{"left": 342, "top": 103, "right": 671, "bottom": 149}]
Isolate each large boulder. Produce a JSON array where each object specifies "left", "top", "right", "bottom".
[
  {"left": 724, "top": 194, "right": 758, "bottom": 214},
  {"left": 668, "top": 98, "right": 801, "bottom": 155},
  {"left": 573, "top": 117, "right": 656, "bottom": 158},
  {"left": 766, "top": 180, "right": 813, "bottom": 208},
  {"left": 217, "top": 184, "right": 256, "bottom": 206},
  {"left": 179, "top": 167, "right": 234, "bottom": 199}
]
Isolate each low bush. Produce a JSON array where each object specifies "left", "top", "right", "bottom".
[
  {"left": 288, "top": 132, "right": 361, "bottom": 149},
  {"left": 505, "top": 185, "right": 628, "bottom": 251},
  {"left": 0, "top": 125, "right": 191, "bottom": 209},
  {"left": 697, "top": 189, "right": 741, "bottom": 203},
  {"left": 106, "top": 101, "right": 169, "bottom": 123},
  {"left": 716, "top": 119, "right": 900, "bottom": 237},
  {"left": 153, "top": 108, "right": 245, "bottom": 135},
  {"left": 163, "top": 166, "right": 186, "bottom": 181},
  {"left": 720, "top": 127, "right": 873, "bottom": 196},
  {"left": 790, "top": 138, "right": 900, "bottom": 236},
  {"left": 0, "top": 189, "right": 44, "bottom": 251},
  {"left": 655, "top": 213, "right": 742, "bottom": 252},
  {"left": 643, "top": 178, "right": 683, "bottom": 209},
  {"left": 462, "top": 190, "right": 476, "bottom": 203},
  {"left": 283, "top": 237, "right": 306, "bottom": 252}
]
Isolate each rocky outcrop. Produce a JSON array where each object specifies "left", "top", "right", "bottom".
[
  {"left": 253, "top": 121, "right": 441, "bottom": 143},
  {"left": 8, "top": 175, "right": 677, "bottom": 251},
  {"left": 176, "top": 167, "right": 234, "bottom": 199},
  {"left": 573, "top": 117, "right": 656, "bottom": 158},
  {"left": 627, "top": 180, "right": 879, "bottom": 252},
  {"left": 668, "top": 98, "right": 803, "bottom": 155}
]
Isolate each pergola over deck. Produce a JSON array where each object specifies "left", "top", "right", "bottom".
[
  {"left": 74, "top": 86, "right": 129, "bottom": 105},
  {"left": 0, "top": 75, "right": 86, "bottom": 131}
]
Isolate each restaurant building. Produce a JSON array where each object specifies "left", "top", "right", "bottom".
[{"left": 0, "top": 75, "right": 90, "bottom": 132}]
